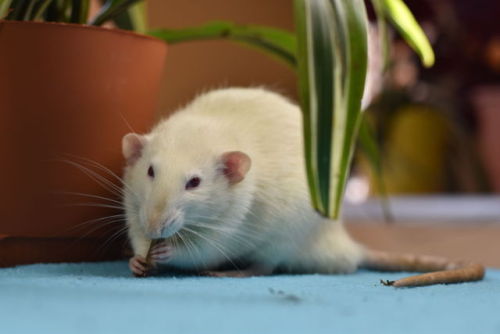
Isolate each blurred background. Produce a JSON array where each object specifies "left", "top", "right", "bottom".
[
  {"left": 147, "top": 0, "right": 500, "bottom": 197},
  {"left": 145, "top": 0, "right": 500, "bottom": 266}
]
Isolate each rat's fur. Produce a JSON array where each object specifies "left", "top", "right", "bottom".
[
  {"left": 123, "top": 87, "right": 364, "bottom": 273},
  {"left": 122, "top": 88, "right": 484, "bottom": 286}
]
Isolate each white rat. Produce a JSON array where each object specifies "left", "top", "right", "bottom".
[{"left": 122, "top": 88, "right": 484, "bottom": 287}]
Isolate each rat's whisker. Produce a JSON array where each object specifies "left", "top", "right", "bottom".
[
  {"left": 187, "top": 223, "right": 258, "bottom": 248},
  {"left": 53, "top": 191, "right": 123, "bottom": 206},
  {"left": 73, "top": 218, "right": 127, "bottom": 240},
  {"left": 182, "top": 232, "right": 209, "bottom": 271},
  {"left": 55, "top": 158, "right": 123, "bottom": 197},
  {"left": 62, "top": 202, "right": 124, "bottom": 210},
  {"left": 176, "top": 231, "right": 199, "bottom": 270},
  {"left": 185, "top": 218, "right": 264, "bottom": 243},
  {"left": 98, "top": 225, "right": 129, "bottom": 254},
  {"left": 67, "top": 214, "right": 127, "bottom": 232},
  {"left": 64, "top": 154, "right": 139, "bottom": 200},
  {"left": 62, "top": 162, "right": 122, "bottom": 197},
  {"left": 102, "top": 226, "right": 128, "bottom": 246},
  {"left": 182, "top": 226, "right": 240, "bottom": 271}
]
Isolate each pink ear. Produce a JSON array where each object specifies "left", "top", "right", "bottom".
[
  {"left": 122, "top": 133, "right": 147, "bottom": 165},
  {"left": 221, "top": 151, "right": 251, "bottom": 184}
]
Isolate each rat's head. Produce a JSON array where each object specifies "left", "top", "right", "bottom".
[{"left": 121, "top": 131, "right": 252, "bottom": 241}]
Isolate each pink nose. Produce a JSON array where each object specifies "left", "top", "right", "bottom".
[
  {"left": 160, "top": 216, "right": 183, "bottom": 238},
  {"left": 147, "top": 216, "right": 179, "bottom": 239}
]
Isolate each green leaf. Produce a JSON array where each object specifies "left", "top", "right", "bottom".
[
  {"left": 22, "top": 0, "right": 35, "bottom": 20},
  {"left": 294, "top": 0, "right": 368, "bottom": 218},
  {"left": 330, "top": 0, "right": 369, "bottom": 218},
  {"left": 149, "top": 21, "right": 296, "bottom": 68},
  {"left": 43, "top": 0, "right": 58, "bottom": 21},
  {"left": 127, "top": 1, "right": 147, "bottom": 33},
  {"left": 111, "top": 1, "right": 146, "bottom": 32},
  {"left": 32, "top": 0, "right": 54, "bottom": 20},
  {"left": 376, "top": 0, "right": 435, "bottom": 67},
  {"left": 59, "top": 0, "right": 71, "bottom": 22},
  {"left": 293, "top": 0, "right": 320, "bottom": 211},
  {"left": 89, "top": 0, "right": 141, "bottom": 26},
  {"left": 110, "top": 9, "right": 133, "bottom": 30},
  {"left": 0, "top": 0, "right": 13, "bottom": 19},
  {"left": 70, "top": 0, "right": 89, "bottom": 24},
  {"left": 6, "top": 0, "right": 27, "bottom": 20}
]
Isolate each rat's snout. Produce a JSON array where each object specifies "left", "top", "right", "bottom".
[
  {"left": 145, "top": 207, "right": 184, "bottom": 239},
  {"left": 160, "top": 210, "right": 184, "bottom": 238}
]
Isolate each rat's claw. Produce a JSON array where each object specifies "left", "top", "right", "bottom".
[
  {"left": 129, "top": 255, "right": 147, "bottom": 277},
  {"left": 151, "top": 240, "right": 170, "bottom": 252},
  {"left": 150, "top": 246, "right": 173, "bottom": 263},
  {"left": 149, "top": 241, "right": 173, "bottom": 263}
]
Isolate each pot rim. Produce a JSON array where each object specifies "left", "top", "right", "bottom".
[{"left": 0, "top": 19, "right": 166, "bottom": 45}]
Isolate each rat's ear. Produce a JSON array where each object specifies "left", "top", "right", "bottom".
[
  {"left": 221, "top": 151, "right": 251, "bottom": 184},
  {"left": 122, "top": 133, "right": 147, "bottom": 165}
]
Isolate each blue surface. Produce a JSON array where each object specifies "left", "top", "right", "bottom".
[{"left": 1, "top": 262, "right": 499, "bottom": 334}]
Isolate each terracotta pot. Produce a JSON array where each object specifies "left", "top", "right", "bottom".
[{"left": 0, "top": 21, "right": 167, "bottom": 264}]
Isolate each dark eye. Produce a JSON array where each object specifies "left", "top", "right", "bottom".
[
  {"left": 147, "top": 165, "right": 155, "bottom": 178},
  {"left": 185, "top": 176, "right": 201, "bottom": 190}
]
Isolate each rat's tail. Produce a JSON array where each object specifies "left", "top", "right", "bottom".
[{"left": 361, "top": 250, "right": 485, "bottom": 287}]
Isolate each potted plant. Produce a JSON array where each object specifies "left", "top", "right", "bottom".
[
  {"left": 0, "top": 1, "right": 168, "bottom": 266},
  {"left": 0, "top": 0, "right": 432, "bottom": 266}
]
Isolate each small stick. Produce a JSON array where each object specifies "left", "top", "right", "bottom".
[
  {"left": 363, "top": 250, "right": 485, "bottom": 288},
  {"left": 141, "top": 239, "right": 164, "bottom": 277}
]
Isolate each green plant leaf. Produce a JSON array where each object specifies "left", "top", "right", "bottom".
[
  {"left": 0, "top": 0, "right": 13, "bottom": 19},
  {"left": 149, "top": 21, "right": 296, "bottom": 68},
  {"left": 59, "top": 0, "right": 71, "bottom": 22},
  {"left": 330, "top": 0, "right": 369, "bottom": 218},
  {"left": 294, "top": 0, "right": 368, "bottom": 218},
  {"left": 110, "top": 9, "right": 133, "bottom": 30},
  {"left": 111, "top": 1, "right": 146, "bottom": 32},
  {"left": 70, "top": 0, "right": 89, "bottom": 24},
  {"left": 89, "top": 0, "right": 141, "bottom": 26},
  {"left": 22, "top": 0, "right": 36, "bottom": 20},
  {"left": 32, "top": 0, "right": 54, "bottom": 20},
  {"left": 293, "top": 0, "right": 320, "bottom": 211},
  {"left": 6, "top": 0, "right": 27, "bottom": 20},
  {"left": 376, "top": 0, "right": 435, "bottom": 67},
  {"left": 127, "top": 1, "right": 147, "bottom": 32}
]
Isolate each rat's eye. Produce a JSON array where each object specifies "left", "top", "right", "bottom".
[
  {"left": 147, "top": 165, "right": 155, "bottom": 178},
  {"left": 185, "top": 176, "right": 201, "bottom": 190}
]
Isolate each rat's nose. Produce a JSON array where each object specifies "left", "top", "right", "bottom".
[
  {"left": 146, "top": 210, "right": 166, "bottom": 238},
  {"left": 146, "top": 209, "right": 183, "bottom": 239},
  {"left": 160, "top": 212, "right": 183, "bottom": 238}
]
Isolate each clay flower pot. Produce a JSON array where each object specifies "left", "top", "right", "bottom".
[{"left": 0, "top": 21, "right": 167, "bottom": 266}]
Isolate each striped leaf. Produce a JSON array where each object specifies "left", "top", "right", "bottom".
[
  {"left": 0, "top": 0, "right": 13, "bottom": 19},
  {"left": 294, "top": 0, "right": 368, "bottom": 218},
  {"left": 149, "top": 21, "right": 297, "bottom": 68},
  {"left": 376, "top": 0, "right": 435, "bottom": 67}
]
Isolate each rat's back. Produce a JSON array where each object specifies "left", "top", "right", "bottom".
[{"left": 154, "top": 87, "right": 307, "bottom": 201}]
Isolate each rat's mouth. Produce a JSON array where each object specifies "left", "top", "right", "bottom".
[{"left": 160, "top": 216, "right": 184, "bottom": 238}]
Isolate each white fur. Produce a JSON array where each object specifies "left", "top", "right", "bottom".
[{"left": 123, "top": 88, "right": 365, "bottom": 273}]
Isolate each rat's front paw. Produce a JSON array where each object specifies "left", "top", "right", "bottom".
[
  {"left": 129, "top": 255, "right": 148, "bottom": 277},
  {"left": 149, "top": 240, "right": 173, "bottom": 264}
]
